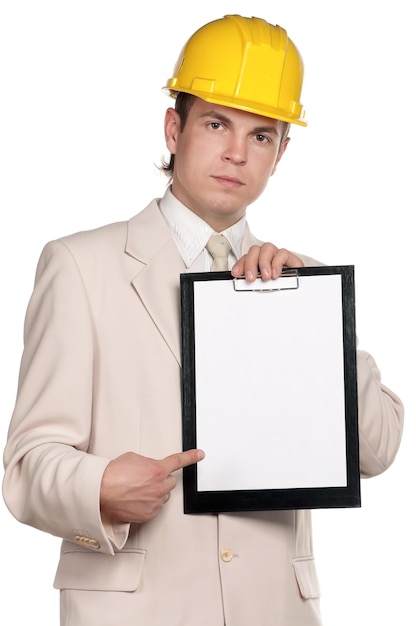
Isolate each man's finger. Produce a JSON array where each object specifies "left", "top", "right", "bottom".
[
  {"left": 162, "top": 449, "right": 205, "bottom": 474},
  {"left": 269, "top": 248, "right": 304, "bottom": 269}
]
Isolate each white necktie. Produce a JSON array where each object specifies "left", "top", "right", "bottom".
[{"left": 206, "top": 234, "right": 231, "bottom": 271}]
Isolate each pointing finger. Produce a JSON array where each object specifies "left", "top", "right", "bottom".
[{"left": 162, "top": 449, "right": 205, "bottom": 475}]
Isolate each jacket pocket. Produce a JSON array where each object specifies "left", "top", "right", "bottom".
[
  {"left": 53, "top": 548, "right": 146, "bottom": 592},
  {"left": 292, "top": 557, "right": 320, "bottom": 599}
]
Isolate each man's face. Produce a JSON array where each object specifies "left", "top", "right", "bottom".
[{"left": 165, "top": 98, "right": 289, "bottom": 231}]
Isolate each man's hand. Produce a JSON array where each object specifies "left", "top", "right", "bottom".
[
  {"left": 100, "top": 449, "right": 205, "bottom": 523},
  {"left": 231, "top": 243, "right": 304, "bottom": 282}
]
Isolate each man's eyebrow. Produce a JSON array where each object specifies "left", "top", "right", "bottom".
[
  {"left": 200, "top": 110, "right": 279, "bottom": 135},
  {"left": 252, "top": 125, "right": 279, "bottom": 136},
  {"left": 201, "top": 110, "right": 233, "bottom": 124}
]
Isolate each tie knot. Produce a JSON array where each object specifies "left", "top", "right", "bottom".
[{"left": 206, "top": 234, "right": 231, "bottom": 271}]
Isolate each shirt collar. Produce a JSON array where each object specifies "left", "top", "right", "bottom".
[{"left": 159, "top": 186, "right": 246, "bottom": 268}]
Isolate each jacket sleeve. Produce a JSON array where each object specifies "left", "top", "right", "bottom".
[
  {"left": 2, "top": 239, "right": 128, "bottom": 555},
  {"left": 356, "top": 349, "right": 404, "bottom": 478}
]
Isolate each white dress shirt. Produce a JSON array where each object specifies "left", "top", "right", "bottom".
[{"left": 159, "top": 186, "right": 246, "bottom": 272}]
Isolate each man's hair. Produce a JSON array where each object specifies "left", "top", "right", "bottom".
[
  {"left": 159, "top": 92, "right": 196, "bottom": 179},
  {"left": 159, "top": 92, "right": 290, "bottom": 180}
]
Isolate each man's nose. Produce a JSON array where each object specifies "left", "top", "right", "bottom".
[{"left": 222, "top": 135, "right": 248, "bottom": 165}]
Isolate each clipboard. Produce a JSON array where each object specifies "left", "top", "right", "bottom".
[{"left": 180, "top": 265, "right": 361, "bottom": 513}]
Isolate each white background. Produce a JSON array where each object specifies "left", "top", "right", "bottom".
[{"left": 0, "top": 1, "right": 414, "bottom": 624}]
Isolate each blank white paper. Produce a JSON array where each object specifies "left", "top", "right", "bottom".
[{"left": 193, "top": 274, "right": 347, "bottom": 491}]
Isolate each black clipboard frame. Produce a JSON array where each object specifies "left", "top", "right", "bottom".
[{"left": 180, "top": 265, "right": 361, "bottom": 513}]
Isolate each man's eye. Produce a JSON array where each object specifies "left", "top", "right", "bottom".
[
  {"left": 208, "top": 122, "right": 223, "bottom": 130},
  {"left": 256, "top": 134, "right": 270, "bottom": 143}
]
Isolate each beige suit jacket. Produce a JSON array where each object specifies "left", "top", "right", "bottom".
[{"left": 3, "top": 200, "right": 404, "bottom": 626}]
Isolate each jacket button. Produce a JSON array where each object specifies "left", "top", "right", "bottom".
[
  {"left": 74, "top": 535, "right": 101, "bottom": 550},
  {"left": 220, "top": 548, "right": 233, "bottom": 562}
]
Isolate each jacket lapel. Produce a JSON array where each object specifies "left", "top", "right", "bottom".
[
  {"left": 125, "top": 201, "right": 261, "bottom": 364},
  {"left": 126, "top": 200, "right": 186, "bottom": 365}
]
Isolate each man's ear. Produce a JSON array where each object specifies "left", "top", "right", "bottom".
[
  {"left": 271, "top": 136, "right": 290, "bottom": 176},
  {"left": 164, "top": 107, "right": 180, "bottom": 155}
]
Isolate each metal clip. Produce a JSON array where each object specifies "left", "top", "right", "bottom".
[{"left": 233, "top": 269, "right": 299, "bottom": 292}]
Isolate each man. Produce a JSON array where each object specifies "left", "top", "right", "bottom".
[{"left": 2, "top": 15, "right": 403, "bottom": 626}]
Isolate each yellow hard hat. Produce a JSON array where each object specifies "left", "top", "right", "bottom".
[{"left": 163, "top": 14, "right": 307, "bottom": 126}]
